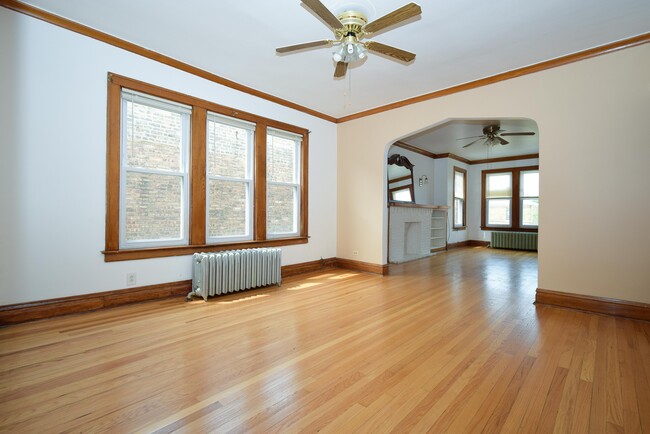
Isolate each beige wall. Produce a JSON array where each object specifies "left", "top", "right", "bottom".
[{"left": 337, "top": 43, "right": 650, "bottom": 304}]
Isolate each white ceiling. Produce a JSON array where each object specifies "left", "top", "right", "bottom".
[
  {"left": 20, "top": 0, "right": 650, "bottom": 119},
  {"left": 401, "top": 118, "right": 539, "bottom": 160}
]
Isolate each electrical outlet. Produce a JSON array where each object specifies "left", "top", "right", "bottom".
[
  {"left": 126, "top": 273, "right": 137, "bottom": 287},
  {"left": 353, "top": 250, "right": 359, "bottom": 256}
]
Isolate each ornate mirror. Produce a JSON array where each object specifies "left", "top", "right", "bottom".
[{"left": 387, "top": 154, "right": 415, "bottom": 203}]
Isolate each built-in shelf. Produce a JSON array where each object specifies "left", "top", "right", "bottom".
[{"left": 431, "top": 208, "right": 448, "bottom": 252}]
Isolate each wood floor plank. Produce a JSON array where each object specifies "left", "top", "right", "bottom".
[{"left": 0, "top": 248, "right": 648, "bottom": 433}]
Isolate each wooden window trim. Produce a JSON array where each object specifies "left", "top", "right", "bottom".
[
  {"left": 104, "top": 73, "right": 309, "bottom": 261},
  {"left": 480, "top": 165, "right": 539, "bottom": 232},
  {"left": 453, "top": 166, "right": 467, "bottom": 230}
]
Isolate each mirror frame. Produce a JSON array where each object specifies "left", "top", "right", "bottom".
[{"left": 387, "top": 154, "right": 415, "bottom": 203}]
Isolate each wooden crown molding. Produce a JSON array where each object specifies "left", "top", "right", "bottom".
[
  {"left": 393, "top": 141, "right": 538, "bottom": 165},
  {"left": 0, "top": 0, "right": 336, "bottom": 123},
  {"left": 337, "top": 33, "right": 650, "bottom": 122},
  {"left": 1, "top": 0, "right": 648, "bottom": 124},
  {"left": 536, "top": 288, "right": 650, "bottom": 322}
]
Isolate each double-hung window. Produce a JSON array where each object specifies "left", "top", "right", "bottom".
[
  {"left": 120, "top": 90, "right": 191, "bottom": 249},
  {"left": 206, "top": 114, "right": 255, "bottom": 243},
  {"left": 266, "top": 128, "right": 302, "bottom": 238},
  {"left": 105, "top": 73, "right": 309, "bottom": 261},
  {"left": 485, "top": 172, "right": 513, "bottom": 227},
  {"left": 453, "top": 167, "right": 467, "bottom": 229},
  {"left": 481, "top": 166, "right": 539, "bottom": 231},
  {"left": 520, "top": 170, "right": 539, "bottom": 227}
]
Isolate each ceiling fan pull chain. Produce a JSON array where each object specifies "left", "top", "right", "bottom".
[{"left": 348, "top": 68, "right": 352, "bottom": 108}]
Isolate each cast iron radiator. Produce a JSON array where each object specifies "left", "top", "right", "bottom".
[{"left": 188, "top": 248, "right": 282, "bottom": 301}]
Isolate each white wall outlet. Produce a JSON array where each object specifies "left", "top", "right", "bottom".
[
  {"left": 126, "top": 272, "right": 137, "bottom": 287},
  {"left": 353, "top": 250, "right": 359, "bottom": 256}
]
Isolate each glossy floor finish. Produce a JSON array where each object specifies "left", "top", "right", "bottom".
[{"left": 1, "top": 247, "right": 649, "bottom": 433}]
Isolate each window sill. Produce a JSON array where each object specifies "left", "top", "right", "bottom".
[
  {"left": 103, "top": 237, "right": 308, "bottom": 262},
  {"left": 452, "top": 226, "right": 467, "bottom": 231},
  {"left": 480, "top": 227, "right": 538, "bottom": 233}
]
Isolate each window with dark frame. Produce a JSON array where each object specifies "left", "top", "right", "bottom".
[
  {"left": 453, "top": 166, "right": 467, "bottom": 229},
  {"left": 104, "top": 74, "right": 309, "bottom": 261},
  {"left": 481, "top": 166, "right": 539, "bottom": 232}
]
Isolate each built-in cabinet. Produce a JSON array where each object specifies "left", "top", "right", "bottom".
[{"left": 431, "top": 208, "right": 448, "bottom": 252}]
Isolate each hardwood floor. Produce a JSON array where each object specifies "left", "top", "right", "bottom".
[{"left": 0, "top": 247, "right": 649, "bottom": 433}]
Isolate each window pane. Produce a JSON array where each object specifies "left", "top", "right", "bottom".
[
  {"left": 487, "top": 198, "right": 511, "bottom": 225},
  {"left": 454, "top": 172, "right": 465, "bottom": 199},
  {"left": 125, "top": 172, "right": 182, "bottom": 241},
  {"left": 267, "top": 134, "right": 296, "bottom": 183},
  {"left": 487, "top": 173, "right": 512, "bottom": 198},
  {"left": 393, "top": 188, "right": 412, "bottom": 202},
  {"left": 207, "top": 180, "right": 248, "bottom": 237},
  {"left": 207, "top": 121, "right": 249, "bottom": 178},
  {"left": 454, "top": 198, "right": 464, "bottom": 226},
  {"left": 522, "top": 198, "right": 539, "bottom": 226},
  {"left": 125, "top": 101, "right": 182, "bottom": 172},
  {"left": 521, "top": 171, "right": 539, "bottom": 197},
  {"left": 267, "top": 184, "right": 296, "bottom": 234}
]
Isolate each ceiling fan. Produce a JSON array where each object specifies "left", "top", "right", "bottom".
[
  {"left": 457, "top": 124, "right": 536, "bottom": 148},
  {"left": 276, "top": 0, "right": 421, "bottom": 78}
]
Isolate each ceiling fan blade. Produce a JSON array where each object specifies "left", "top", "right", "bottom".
[
  {"left": 500, "top": 132, "right": 536, "bottom": 136},
  {"left": 366, "top": 41, "right": 416, "bottom": 62},
  {"left": 497, "top": 137, "right": 509, "bottom": 145},
  {"left": 334, "top": 61, "right": 348, "bottom": 78},
  {"left": 456, "top": 135, "right": 485, "bottom": 141},
  {"left": 363, "top": 3, "right": 422, "bottom": 34},
  {"left": 302, "top": 0, "right": 344, "bottom": 31},
  {"left": 276, "top": 40, "right": 331, "bottom": 53},
  {"left": 462, "top": 138, "right": 484, "bottom": 148}
]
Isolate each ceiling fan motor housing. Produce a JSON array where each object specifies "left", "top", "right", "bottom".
[{"left": 335, "top": 10, "right": 367, "bottom": 38}]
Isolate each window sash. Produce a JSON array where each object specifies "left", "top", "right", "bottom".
[
  {"left": 267, "top": 130, "right": 301, "bottom": 238},
  {"left": 119, "top": 93, "right": 190, "bottom": 249},
  {"left": 486, "top": 173, "right": 512, "bottom": 198},
  {"left": 520, "top": 198, "right": 539, "bottom": 228},
  {"left": 205, "top": 115, "right": 255, "bottom": 242},
  {"left": 453, "top": 167, "right": 467, "bottom": 228},
  {"left": 486, "top": 198, "right": 512, "bottom": 227},
  {"left": 454, "top": 198, "right": 464, "bottom": 227}
]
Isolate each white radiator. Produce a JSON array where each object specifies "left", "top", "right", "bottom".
[{"left": 188, "top": 248, "right": 282, "bottom": 301}]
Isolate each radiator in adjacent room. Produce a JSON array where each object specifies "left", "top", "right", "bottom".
[
  {"left": 490, "top": 232, "right": 538, "bottom": 251},
  {"left": 189, "top": 248, "right": 282, "bottom": 301}
]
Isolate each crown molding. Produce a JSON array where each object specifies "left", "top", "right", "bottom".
[
  {"left": 2, "top": 0, "right": 648, "bottom": 125},
  {"left": 0, "top": 0, "right": 337, "bottom": 123},
  {"left": 393, "top": 142, "right": 538, "bottom": 165},
  {"left": 336, "top": 32, "right": 650, "bottom": 123}
]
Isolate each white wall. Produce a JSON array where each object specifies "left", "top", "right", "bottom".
[
  {"left": 0, "top": 9, "right": 337, "bottom": 305},
  {"left": 338, "top": 43, "right": 650, "bottom": 304}
]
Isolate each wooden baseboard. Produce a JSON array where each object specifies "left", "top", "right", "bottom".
[
  {"left": 0, "top": 280, "right": 192, "bottom": 326},
  {"left": 535, "top": 288, "right": 650, "bottom": 322},
  {"left": 448, "top": 240, "right": 490, "bottom": 249},
  {"left": 335, "top": 258, "right": 389, "bottom": 275},
  {"left": 282, "top": 257, "right": 337, "bottom": 278},
  {"left": 0, "top": 257, "right": 364, "bottom": 325}
]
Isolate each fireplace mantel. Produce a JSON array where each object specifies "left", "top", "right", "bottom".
[
  {"left": 389, "top": 202, "right": 449, "bottom": 211},
  {"left": 388, "top": 204, "right": 447, "bottom": 263}
]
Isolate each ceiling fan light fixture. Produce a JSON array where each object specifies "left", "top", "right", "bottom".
[{"left": 332, "top": 40, "right": 366, "bottom": 64}]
